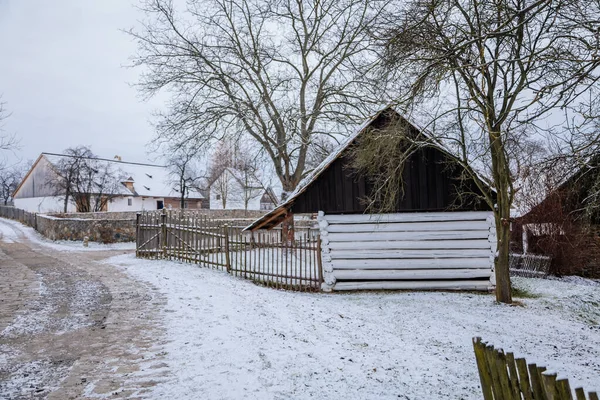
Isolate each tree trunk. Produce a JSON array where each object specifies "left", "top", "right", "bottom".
[
  {"left": 489, "top": 129, "right": 513, "bottom": 304},
  {"left": 180, "top": 184, "right": 185, "bottom": 209},
  {"left": 63, "top": 191, "right": 70, "bottom": 213},
  {"left": 281, "top": 212, "right": 294, "bottom": 243}
]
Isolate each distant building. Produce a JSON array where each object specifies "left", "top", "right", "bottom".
[
  {"left": 209, "top": 167, "right": 277, "bottom": 211},
  {"left": 13, "top": 153, "right": 204, "bottom": 213}
]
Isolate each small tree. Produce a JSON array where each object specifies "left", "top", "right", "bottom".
[
  {"left": 48, "top": 146, "right": 120, "bottom": 212},
  {"left": 375, "top": 0, "right": 600, "bottom": 303},
  {"left": 0, "top": 97, "right": 20, "bottom": 169},
  {"left": 0, "top": 164, "right": 25, "bottom": 205},
  {"left": 165, "top": 145, "right": 203, "bottom": 208}
]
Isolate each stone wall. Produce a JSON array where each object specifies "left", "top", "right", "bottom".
[
  {"left": 36, "top": 214, "right": 136, "bottom": 243},
  {"left": 47, "top": 211, "right": 139, "bottom": 220}
]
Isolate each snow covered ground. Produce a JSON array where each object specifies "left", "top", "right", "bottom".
[
  {"left": 0, "top": 217, "right": 135, "bottom": 251},
  {"left": 109, "top": 254, "right": 600, "bottom": 399}
]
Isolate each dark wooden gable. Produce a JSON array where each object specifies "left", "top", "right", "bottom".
[{"left": 290, "top": 114, "right": 490, "bottom": 215}]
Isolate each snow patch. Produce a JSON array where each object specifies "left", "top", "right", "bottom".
[
  {"left": 109, "top": 254, "right": 600, "bottom": 399},
  {"left": 0, "top": 217, "right": 135, "bottom": 251}
]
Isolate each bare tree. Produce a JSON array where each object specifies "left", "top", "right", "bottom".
[
  {"left": 0, "top": 97, "right": 20, "bottom": 168},
  {"left": 0, "top": 164, "right": 25, "bottom": 205},
  {"left": 374, "top": 0, "right": 600, "bottom": 303},
  {"left": 207, "top": 140, "right": 236, "bottom": 209},
  {"left": 48, "top": 146, "right": 121, "bottom": 212},
  {"left": 165, "top": 145, "right": 204, "bottom": 208},
  {"left": 207, "top": 140, "right": 268, "bottom": 210},
  {"left": 130, "top": 0, "right": 388, "bottom": 194}
]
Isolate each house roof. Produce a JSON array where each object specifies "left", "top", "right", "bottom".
[
  {"left": 15, "top": 153, "right": 204, "bottom": 199},
  {"left": 244, "top": 106, "right": 494, "bottom": 231}
]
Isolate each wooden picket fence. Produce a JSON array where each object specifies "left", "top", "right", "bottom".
[
  {"left": 473, "top": 337, "right": 598, "bottom": 400},
  {"left": 136, "top": 209, "right": 323, "bottom": 291},
  {"left": 0, "top": 205, "right": 37, "bottom": 229}
]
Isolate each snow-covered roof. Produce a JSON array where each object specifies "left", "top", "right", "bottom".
[
  {"left": 42, "top": 153, "right": 204, "bottom": 199},
  {"left": 244, "top": 106, "right": 494, "bottom": 231}
]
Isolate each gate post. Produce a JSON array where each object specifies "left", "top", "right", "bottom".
[{"left": 161, "top": 208, "right": 167, "bottom": 259}]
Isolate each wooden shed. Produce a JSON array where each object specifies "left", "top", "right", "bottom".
[{"left": 246, "top": 107, "right": 497, "bottom": 291}]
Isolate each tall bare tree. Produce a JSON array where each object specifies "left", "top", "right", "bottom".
[
  {"left": 374, "top": 0, "right": 600, "bottom": 303},
  {"left": 130, "top": 0, "right": 388, "bottom": 193}
]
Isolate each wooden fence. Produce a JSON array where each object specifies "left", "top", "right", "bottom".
[
  {"left": 136, "top": 209, "right": 323, "bottom": 291},
  {"left": 473, "top": 337, "right": 598, "bottom": 400},
  {"left": 510, "top": 253, "right": 552, "bottom": 278},
  {"left": 0, "top": 205, "right": 37, "bottom": 229}
]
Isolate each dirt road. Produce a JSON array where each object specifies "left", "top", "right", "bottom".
[{"left": 0, "top": 219, "right": 169, "bottom": 399}]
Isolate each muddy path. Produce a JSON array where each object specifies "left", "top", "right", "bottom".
[{"left": 0, "top": 219, "right": 169, "bottom": 399}]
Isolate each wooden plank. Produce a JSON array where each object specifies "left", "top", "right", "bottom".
[
  {"left": 333, "top": 268, "right": 492, "bottom": 281},
  {"left": 329, "top": 248, "right": 492, "bottom": 260},
  {"left": 574, "top": 387, "right": 586, "bottom": 400},
  {"left": 556, "top": 379, "right": 573, "bottom": 400},
  {"left": 332, "top": 279, "right": 490, "bottom": 291},
  {"left": 331, "top": 258, "right": 491, "bottom": 270},
  {"left": 327, "top": 239, "right": 492, "bottom": 251},
  {"left": 327, "top": 230, "right": 489, "bottom": 242},
  {"left": 472, "top": 338, "right": 494, "bottom": 400},
  {"left": 326, "top": 220, "right": 490, "bottom": 233},
  {"left": 324, "top": 211, "right": 493, "bottom": 224},
  {"left": 516, "top": 358, "right": 534, "bottom": 400}
]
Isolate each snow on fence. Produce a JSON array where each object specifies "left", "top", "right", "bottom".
[
  {"left": 509, "top": 253, "right": 552, "bottom": 278},
  {"left": 318, "top": 211, "right": 496, "bottom": 291},
  {"left": 0, "top": 205, "right": 37, "bottom": 229},
  {"left": 473, "top": 337, "right": 599, "bottom": 400},
  {"left": 136, "top": 210, "right": 322, "bottom": 291}
]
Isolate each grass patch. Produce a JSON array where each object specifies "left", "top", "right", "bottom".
[{"left": 511, "top": 286, "right": 541, "bottom": 299}]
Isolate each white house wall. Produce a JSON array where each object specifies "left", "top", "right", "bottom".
[
  {"left": 318, "top": 211, "right": 497, "bottom": 292},
  {"left": 108, "top": 196, "right": 166, "bottom": 212},
  {"left": 15, "top": 195, "right": 170, "bottom": 213},
  {"left": 14, "top": 196, "right": 76, "bottom": 213}
]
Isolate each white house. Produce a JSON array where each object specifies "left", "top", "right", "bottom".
[
  {"left": 13, "top": 153, "right": 205, "bottom": 213},
  {"left": 209, "top": 167, "right": 277, "bottom": 211}
]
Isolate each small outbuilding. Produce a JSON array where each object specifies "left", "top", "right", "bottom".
[{"left": 246, "top": 107, "right": 497, "bottom": 291}]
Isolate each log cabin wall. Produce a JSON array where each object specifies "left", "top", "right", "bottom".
[{"left": 318, "top": 211, "right": 496, "bottom": 291}]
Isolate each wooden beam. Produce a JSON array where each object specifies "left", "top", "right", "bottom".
[
  {"left": 333, "top": 268, "right": 493, "bottom": 280},
  {"left": 332, "top": 279, "right": 491, "bottom": 291}
]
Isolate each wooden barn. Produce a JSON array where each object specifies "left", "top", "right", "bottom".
[{"left": 246, "top": 107, "right": 496, "bottom": 291}]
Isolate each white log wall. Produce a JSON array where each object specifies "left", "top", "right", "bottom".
[{"left": 317, "top": 211, "right": 497, "bottom": 292}]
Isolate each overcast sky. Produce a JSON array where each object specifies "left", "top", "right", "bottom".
[{"left": 0, "top": 0, "right": 164, "bottom": 166}]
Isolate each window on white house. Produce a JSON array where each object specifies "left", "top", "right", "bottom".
[
  {"left": 216, "top": 194, "right": 221, "bottom": 200},
  {"left": 128, "top": 198, "right": 132, "bottom": 206}
]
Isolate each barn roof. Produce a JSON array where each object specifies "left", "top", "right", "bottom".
[{"left": 244, "top": 106, "right": 493, "bottom": 231}]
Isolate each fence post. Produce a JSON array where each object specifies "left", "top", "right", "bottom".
[
  {"left": 135, "top": 213, "right": 140, "bottom": 258},
  {"left": 161, "top": 208, "right": 167, "bottom": 259},
  {"left": 316, "top": 235, "right": 324, "bottom": 289},
  {"left": 224, "top": 224, "right": 231, "bottom": 273}
]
